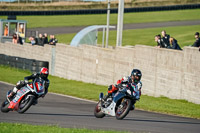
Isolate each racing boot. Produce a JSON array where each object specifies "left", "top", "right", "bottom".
[
  {"left": 7, "top": 91, "right": 15, "bottom": 101},
  {"left": 7, "top": 86, "right": 19, "bottom": 101},
  {"left": 102, "top": 93, "right": 111, "bottom": 102}
]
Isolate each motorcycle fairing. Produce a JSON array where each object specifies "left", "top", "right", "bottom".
[
  {"left": 101, "top": 90, "right": 127, "bottom": 116},
  {"left": 101, "top": 102, "right": 116, "bottom": 116},
  {"left": 113, "top": 90, "right": 126, "bottom": 103},
  {"left": 8, "top": 86, "right": 31, "bottom": 110}
]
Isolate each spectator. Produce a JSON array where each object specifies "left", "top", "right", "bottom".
[
  {"left": 17, "top": 34, "right": 23, "bottom": 45},
  {"left": 49, "top": 35, "right": 58, "bottom": 46},
  {"left": 12, "top": 33, "right": 23, "bottom": 45},
  {"left": 169, "top": 37, "right": 182, "bottom": 50},
  {"left": 161, "top": 30, "right": 170, "bottom": 48},
  {"left": 12, "top": 33, "right": 18, "bottom": 44},
  {"left": 37, "top": 34, "right": 44, "bottom": 46},
  {"left": 29, "top": 36, "right": 36, "bottom": 45},
  {"left": 4, "top": 24, "right": 8, "bottom": 36},
  {"left": 155, "top": 34, "right": 165, "bottom": 48},
  {"left": 43, "top": 33, "right": 48, "bottom": 44},
  {"left": 192, "top": 32, "right": 200, "bottom": 47}
]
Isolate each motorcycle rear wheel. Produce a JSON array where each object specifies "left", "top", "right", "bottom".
[
  {"left": 17, "top": 95, "right": 35, "bottom": 114},
  {"left": 94, "top": 101, "right": 105, "bottom": 118},
  {"left": 115, "top": 98, "right": 131, "bottom": 120},
  {"left": 1, "top": 100, "right": 10, "bottom": 113}
]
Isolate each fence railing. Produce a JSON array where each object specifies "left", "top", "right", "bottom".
[
  {"left": 0, "top": 0, "right": 82, "bottom": 3},
  {"left": 0, "top": 3, "right": 200, "bottom": 16}
]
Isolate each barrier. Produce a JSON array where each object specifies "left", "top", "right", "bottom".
[
  {"left": 0, "top": 4, "right": 199, "bottom": 16},
  {"left": 0, "top": 54, "right": 49, "bottom": 73}
]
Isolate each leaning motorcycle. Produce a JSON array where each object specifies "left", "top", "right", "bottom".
[
  {"left": 94, "top": 86, "right": 136, "bottom": 120},
  {"left": 1, "top": 78, "right": 46, "bottom": 114}
]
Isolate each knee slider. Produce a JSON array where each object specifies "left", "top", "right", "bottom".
[{"left": 108, "top": 85, "right": 112, "bottom": 91}]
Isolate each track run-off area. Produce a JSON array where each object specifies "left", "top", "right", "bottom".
[{"left": 0, "top": 82, "right": 200, "bottom": 133}]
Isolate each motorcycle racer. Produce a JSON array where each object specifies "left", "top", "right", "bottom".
[
  {"left": 8, "top": 67, "right": 50, "bottom": 100},
  {"left": 104, "top": 69, "right": 142, "bottom": 109}
]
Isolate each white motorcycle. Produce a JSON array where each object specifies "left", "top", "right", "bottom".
[
  {"left": 1, "top": 78, "right": 46, "bottom": 114},
  {"left": 94, "top": 86, "right": 136, "bottom": 120}
]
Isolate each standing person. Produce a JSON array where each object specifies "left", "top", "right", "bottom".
[
  {"left": 17, "top": 34, "right": 23, "bottom": 45},
  {"left": 192, "top": 32, "right": 200, "bottom": 48},
  {"left": 161, "top": 30, "right": 170, "bottom": 48},
  {"left": 155, "top": 34, "right": 165, "bottom": 48},
  {"left": 49, "top": 35, "right": 58, "bottom": 46},
  {"left": 12, "top": 33, "right": 18, "bottom": 44},
  {"left": 37, "top": 34, "right": 44, "bottom": 46},
  {"left": 43, "top": 33, "right": 48, "bottom": 44},
  {"left": 29, "top": 36, "right": 36, "bottom": 45},
  {"left": 169, "top": 37, "right": 182, "bottom": 50},
  {"left": 4, "top": 24, "right": 8, "bottom": 36}
]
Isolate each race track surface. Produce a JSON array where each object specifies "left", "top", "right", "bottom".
[
  {"left": 0, "top": 82, "right": 200, "bottom": 133},
  {"left": 27, "top": 20, "right": 200, "bottom": 35}
]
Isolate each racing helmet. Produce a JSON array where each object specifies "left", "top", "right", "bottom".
[
  {"left": 131, "top": 69, "right": 142, "bottom": 83},
  {"left": 40, "top": 67, "right": 49, "bottom": 80}
]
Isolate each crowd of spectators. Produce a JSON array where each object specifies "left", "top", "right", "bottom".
[
  {"left": 28, "top": 33, "right": 58, "bottom": 46},
  {"left": 155, "top": 30, "right": 200, "bottom": 51}
]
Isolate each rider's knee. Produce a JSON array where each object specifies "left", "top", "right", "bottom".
[{"left": 13, "top": 87, "right": 18, "bottom": 93}]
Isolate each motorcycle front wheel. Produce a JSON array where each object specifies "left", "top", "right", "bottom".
[
  {"left": 1, "top": 100, "right": 10, "bottom": 113},
  {"left": 115, "top": 98, "right": 131, "bottom": 120},
  {"left": 94, "top": 101, "right": 105, "bottom": 118},
  {"left": 17, "top": 95, "right": 35, "bottom": 114}
]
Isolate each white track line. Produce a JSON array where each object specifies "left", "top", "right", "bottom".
[{"left": 50, "top": 92, "right": 96, "bottom": 103}]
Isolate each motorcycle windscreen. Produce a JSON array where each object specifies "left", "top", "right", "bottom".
[{"left": 35, "top": 82, "right": 44, "bottom": 93}]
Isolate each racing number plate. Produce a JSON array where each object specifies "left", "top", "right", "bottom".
[{"left": 13, "top": 87, "right": 30, "bottom": 103}]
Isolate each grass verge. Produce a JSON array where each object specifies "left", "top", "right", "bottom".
[
  {"left": 1, "top": 9, "right": 200, "bottom": 28},
  {"left": 56, "top": 25, "right": 200, "bottom": 48},
  {"left": 0, "top": 122, "right": 129, "bottom": 133},
  {"left": 0, "top": 65, "right": 199, "bottom": 119}
]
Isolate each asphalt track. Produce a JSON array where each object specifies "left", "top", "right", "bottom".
[
  {"left": 0, "top": 82, "right": 200, "bottom": 133},
  {"left": 27, "top": 20, "right": 200, "bottom": 35}
]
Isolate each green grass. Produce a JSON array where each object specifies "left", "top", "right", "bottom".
[
  {"left": 1, "top": 9, "right": 200, "bottom": 28},
  {"left": 0, "top": 65, "right": 200, "bottom": 119},
  {"left": 0, "top": 122, "right": 129, "bottom": 133},
  {"left": 56, "top": 25, "right": 200, "bottom": 48}
]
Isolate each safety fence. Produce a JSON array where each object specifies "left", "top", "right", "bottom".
[{"left": 0, "top": 4, "right": 199, "bottom": 15}]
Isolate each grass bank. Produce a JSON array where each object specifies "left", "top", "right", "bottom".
[
  {"left": 1, "top": 9, "right": 200, "bottom": 28},
  {"left": 0, "top": 122, "right": 129, "bottom": 133},
  {"left": 0, "top": 65, "right": 200, "bottom": 119},
  {"left": 56, "top": 25, "right": 200, "bottom": 48}
]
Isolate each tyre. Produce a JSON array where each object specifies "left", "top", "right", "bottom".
[
  {"left": 115, "top": 98, "right": 131, "bottom": 120},
  {"left": 17, "top": 95, "right": 35, "bottom": 114},
  {"left": 94, "top": 101, "right": 105, "bottom": 118},
  {"left": 1, "top": 100, "right": 10, "bottom": 113}
]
